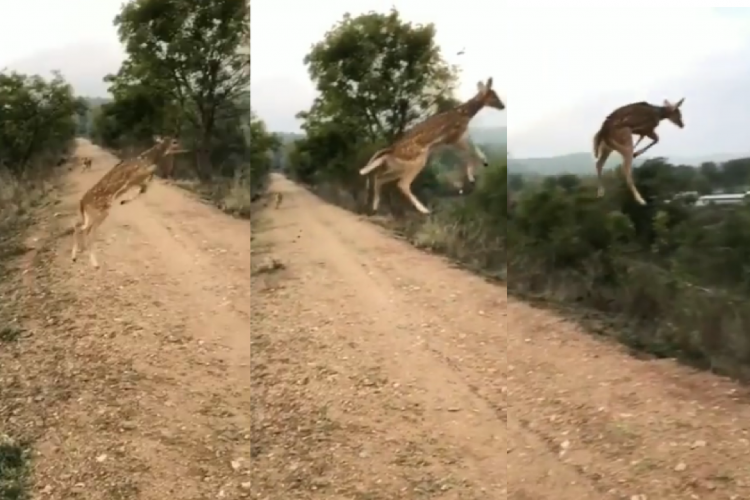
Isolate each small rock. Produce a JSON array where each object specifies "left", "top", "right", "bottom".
[
  {"left": 674, "top": 462, "right": 687, "bottom": 472},
  {"left": 95, "top": 453, "right": 107, "bottom": 463}
]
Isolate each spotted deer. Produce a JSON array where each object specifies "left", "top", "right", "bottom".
[
  {"left": 359, "top": 77, "right": 505, "bottom": 214},
  {"left": 593, "top": 98, "right": 685, "bottom": 205},
  {"left": 82, "top": 157, "right": 93, "bottom": 171},
  {"left": 71, "top": 136, "right": 186, "bottom": 268}
]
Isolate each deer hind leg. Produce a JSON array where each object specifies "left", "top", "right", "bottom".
[
  {"left": 83, "top": 209, "right": 109, "bottom": 268},
  {"left": 595, "top": 143, "right": 613, "bottom": 198},
  {"left": 395, "top": 155, "right": 431, "bottom": 215},
  {"left": 71, "top": 210, "right": 89, "bottom": 262},
  {"left": 609, "top": 130, "right": 646, "bottom": 205}
]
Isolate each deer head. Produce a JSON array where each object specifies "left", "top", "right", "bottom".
[
  {"left": 663, "top": 98, "right": 685, "bottom": 128},
  {"left": 476, "top": 77, "right": 505, "bottom": 111},
  {"left": 153, "top": 136, "right": 188, "bottom": 155}
]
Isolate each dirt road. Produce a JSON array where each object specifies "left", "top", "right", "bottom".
[
  {"left": 12, "top": 139, "right": 252, "bottom": 499},
  {"left": 7, "top": 139, "right": 750, "bottom": 499},
  {"left": 253, "top": 173, "right": 750, "bottom": 499}
]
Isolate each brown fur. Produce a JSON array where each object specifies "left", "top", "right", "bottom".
[
  {"left": 71, "top": 136, "right": 186, "bottom": 268},
  {"left": 82, "top": 157, "right": 93, "bottom": 171},
  {"left": 160, "top": 152, "right": 175, "bottom": 179},
  {"left": 593, "top": 98, "right": 685, "bottom": 205},
  {"left": 359, "top": 77, "right": 505, "bottom": 214}
]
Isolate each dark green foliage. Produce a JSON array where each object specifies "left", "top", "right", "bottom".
[
  {"left": 0, "top": 71, "right": 80, "bottom": 173},
  {"left": 90, "top": 0, "right": 253, "bottom": 182},
  {"left": 508, "top": 157, "right": 750, "bottom": 380}
]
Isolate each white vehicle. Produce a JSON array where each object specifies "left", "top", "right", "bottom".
[{"left": 694, "top": 193, "right": 749, "bottom": 207}]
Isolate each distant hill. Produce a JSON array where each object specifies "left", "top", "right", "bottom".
[
  {"left": 469, "top": 125, "right": 506, "bottom": 146},
  {"left": 508, "top": 150, "right": 750, "bottom": 176},
  {"left": 275, "top": 132, "right": 304, "bottom": 144},
  {"left": 272, "top": 126, "right": 506, "bottom": 145},
  {"left": 84, "top": 97, "right": 111, "bottom": 107}
]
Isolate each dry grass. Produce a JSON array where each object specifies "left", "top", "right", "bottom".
[
  {"left": 174, "top": 171, "right": 253, "bottom": 218},
  {"left": 0, "top": 169, "right": 55, "bottom": 231},
  {"left": 0, "top": 168, "right": 60, "bottom": 500}
]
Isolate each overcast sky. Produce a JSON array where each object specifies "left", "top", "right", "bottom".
[
  {"left": 251, "top": 0, "right": 509, "bottom": 134},
  {"left": 507, "top": 4, "right": 750, "bottom": 157},
  {"left": 253, "top": 3, "right": 750, "bottom": 158},
  {"left": 0, "top": 0, "right": 125, "bottom": 96}
]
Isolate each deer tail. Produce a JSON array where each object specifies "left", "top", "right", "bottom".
[
  {"left": 359, "top": 148, "right": 391, "bottom": 176},
  {"left": 593, "top": 129, "right": 604, "bottom": 159}
]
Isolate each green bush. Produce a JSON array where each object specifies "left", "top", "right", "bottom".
[{"left": 505, "top": 158, "right": 750, "bottom": 380}]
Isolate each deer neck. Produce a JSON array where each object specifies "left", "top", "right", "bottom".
[
  {"left": 453, "top": 95, "right": 485, "bottom": 121},
  {"left": 656, "top": 105, "right": 672, "bottom": 121},
  {"left": 140, "top": 141, "right": 172, "bottom": 166}
]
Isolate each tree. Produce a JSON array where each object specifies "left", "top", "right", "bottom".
[
  {"left": 289, "top": 8, "right": 459, "bottom": 206},
  {"left": 0, "top": 70, "right": 78, "bottom": 173},
  {"left": 112, "top": 0, "right": 249, "bottom": 179},
  {"left": 304, "top": 8, "right": 458, "bottom": 142}
]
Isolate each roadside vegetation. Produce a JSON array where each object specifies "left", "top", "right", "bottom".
[
  {"left": 0, "top": 68, "right": 83, "bottom": 499},
  {"left": 255, "top": 7, "right": 750, "bottom": 382}
]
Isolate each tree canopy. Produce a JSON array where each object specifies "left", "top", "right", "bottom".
[{"left": 90, "top": 0, "right": 251, "bottom": 180}]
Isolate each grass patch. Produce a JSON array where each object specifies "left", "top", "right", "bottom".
[
  {"left": 0, "top": 326, "right": 23, "bottom": 343},
  {"left": 0, "top": 432, "right": 29, "bottom": 499}
]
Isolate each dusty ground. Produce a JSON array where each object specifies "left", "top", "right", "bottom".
[
  {"left": 3, "top": 139, "right": 251, "bottom": 499},
  {"left": 2, "top": 140, "right": 750, "bottom": 499},
  {"left": 253, "top": 172, "right": 750, "bottom": 500}
]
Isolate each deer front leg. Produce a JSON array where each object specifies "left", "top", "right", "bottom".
[
  {"left": 633, "top": 131, "right": 658, "bottom": 158},
  {"left": 120, "top": 175, "right": 154, "bottom": 205},
  {"left": 595, "top": 143, "right": 613, "bottom": 198},
  {"left": 452, "top": 136, "right": 486, "bottom": 183}
]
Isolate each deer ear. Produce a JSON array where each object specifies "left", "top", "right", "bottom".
[
  {"left": 476, "top": 81, "right": 487, "bottom": 94},
  {"left": 663, "top": 99, "right": 673, "bottom": 109},
  {"left": 486, "top": 77, "right": 493, "bottom": 90},
  {"left": 675, "top": 97, "right": 685, "bottom": 108}
]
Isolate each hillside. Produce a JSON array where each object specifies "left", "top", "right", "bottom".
[
  {"left": 508, "top": 151, "right": 750, "bottom": 176},
  {"left": 273, "top": 126, "right": 507, "bottom": 147}
]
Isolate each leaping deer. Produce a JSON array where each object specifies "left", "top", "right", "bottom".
[
  {"left": 593, "top": 98, "right": 685, "bottom": 205},
  {"left": 71, "top": 136, "right": 186, "bottom": 268},
  {"left": 359, "top": 77, "right": 505, "bottom": 215}
]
